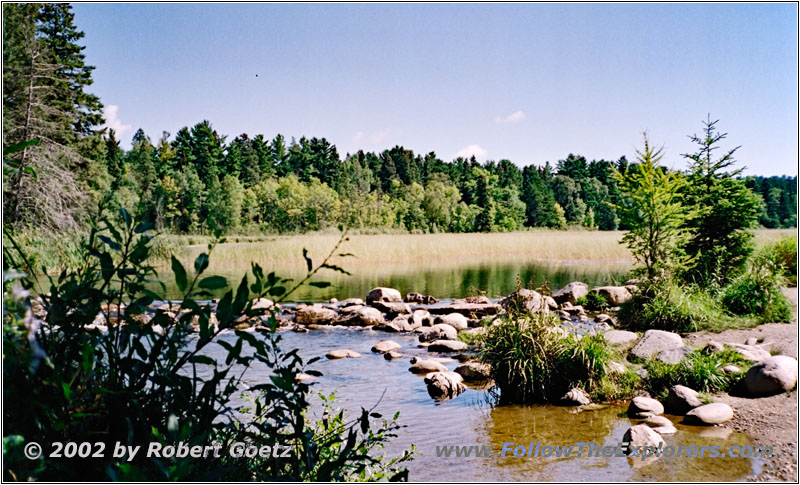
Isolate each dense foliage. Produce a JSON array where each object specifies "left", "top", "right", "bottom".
[{"left": 2, "top": 202, "right": 412, "bottom": 481}]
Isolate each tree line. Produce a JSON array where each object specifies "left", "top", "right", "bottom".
[{"left": 3, "top": 3, "right": 797, "bottom": 237}]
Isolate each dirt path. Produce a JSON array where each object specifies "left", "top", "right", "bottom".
[{"left": 685, "top": 288, "right": 798, "bottom": 482}]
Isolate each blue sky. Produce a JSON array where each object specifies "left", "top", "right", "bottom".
[{"left": 73, "top": 3, "right": 797, "bottom": 176}]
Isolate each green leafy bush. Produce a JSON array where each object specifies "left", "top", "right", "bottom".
[
  {"left": 2, "top": 202, "right": 411, "bottom": 481},
  {"left": 642, "top": 349, "right": 748, "bottom": 399},
  {"left": 584, "top": 292, "right": 609, "bottom": 311},
  {"left": 721, "top": 254, "right": 792, "bottom": 323}
]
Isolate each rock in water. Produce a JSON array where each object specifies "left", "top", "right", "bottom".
[
  {"left": 366, "top": 287, "right": 402, "bottom": 304},
  {"left": 500, "top": 288, "right": 549, "bottom": 314},
  {"left": 622, "top": 424, "right": 665, "bottom": 449},
  {"left": 371, "top": 340, "right": 401, "bottom": 354},
  {"left": 436, "top": 313, "right": 469, "bottom": 331},
  {"left": 339, "top": 306, "right": 384, "bottom": 326},
  {"left": 427, "top": 340, "right": 469, "bottom": 352},
  {"left": 627, "top": 396, "right": 664, "bottom": 418},
  {"left": 629, "top": 330, "right": 684, "bottom": 360},
  {"left": 643, "top": 415, "right": 677, "bottom": 435},
  {"left": 591, "top": 286, "right": 632, "bottom": 305},
  {"left": 560, "top": 388, "right": 591, "bottom": 406},
  {"left": 552, "top": 281, "right": 589, "bottom": 304},
  {"left": 424, "top": 371, "right": 466, "bottom": 400},
  {"left": 295, "top": 305, "right": 338, "bottom": 325},
  {"left": 384, "top": 351, "right": 403, "bottom": 360},
  {"left": 418, "top": 323, "right": 458, "bottom": 342},
  {"left": 454, "top": 362, "right": 492, "bottom": 382},
  {"left": 325, "top": 349, "right": 362, "bottom": 360},
  {"left": 405, "top": 292, "right": 438, "bottom": 304},
  {"left": 744, "top": 355, "right": 798, "bottom": 395},
  {"left": 685, "top": 403, "right": 734, "bottom": 425},
  {"left": 664, "top": 385, "right": 702, "bottom": 415},
  {"left": 409, "top": 359, "right": 448, "bottom": 374}
]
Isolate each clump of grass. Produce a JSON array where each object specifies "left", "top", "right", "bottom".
[
  {"left": 584, "top": 292, "right": 609, "bottom": 311},
  {"left": 618, "top": 278, "right": 752, "bottom": 333},
  {"left": 593, "top": 370, "right": 641, "bottom": 402},
  {"left": 756, "top": 235, "right": 797, "bottom": 286},
  {"left": 720, "top": 254, "right": 792, "bottom": 323},
  {"left": 575, "top": 296, "right": 588, "bottom": 307},
  {"left": 642, "top": 349, "right": 748, "bottom": 399}
]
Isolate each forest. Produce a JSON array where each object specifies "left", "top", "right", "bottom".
[{"left": 3, "top": 3, "right": 797, "bottom": 239}]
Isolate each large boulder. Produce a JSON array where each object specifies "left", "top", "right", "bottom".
[
  {"left": 419, "top": 323, "right": 458, "bottom": 342},
  {"left": 627, "top": 396, "right": 664, "bottom": 418},
  {"left": 726, "top": 343, "right": 771, "bottom": 363},
  {"left": 622, "top": 424, "right": 665, "bottom": 449},
  {"left": 295, "top": 304, "right": 338, "bottom": 325},
  {"left": 630, "top": 330, "right": 684, "bottom": 361},
  {"left": 552, "top": 282, "right": 589, "bottom": 304},
  {"left": 409, "top": 358, "right": 448, "bottom": 374},
  {"left": 371, "top": 340, "right": 402, "bottom": 354},
  {"left": 744, "top": 355, "right": 798, "bottom": 395},
  {"left": 427, "top": 340, "right": 469, "bottom": 352},
  {"left": 656, "top": 346, "right": 693, "bottom": 365},
  {"left": 500, "top": 288, "right": 549, "bottom": 314},
  {"left": 366, "top": 287, "right": 402, "bottom": 304},
  {"left": 685, "top": 403, "right": 734, "bottom": 425},
  {"left": 339, "top": 306, "right": 385, "bottom": 327},
  {"left": 325, "top": 349, "right": 362, "bottom": 359},
  {"left": 664, "top": 385, "right": 702, "bottom": 415},
  {"left": 436, "top": 313, "right": 469, "bottom": 331},
  {"left": 454, "top": 362, "right": 492, "bottom": 382},
  {"left": 424, "top": 371, "right": 466, "bottom": 400},
  {"left": 604, "top": 330, "right": 639, "bottom": 347},
  {"left": 591, "top": 286, "right": 633, "bottom": 305}
]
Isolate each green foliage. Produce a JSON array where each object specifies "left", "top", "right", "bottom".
[
  {"left": 720, "top": 254, "right": 792, "bottom": 323},
  {"left": 593, "top": 370, "right": 640, "bottom": 402},
  {"left": 614, "top": 133, "right": 697, "bottom": 281},
  {"left": 757, "top": 236, "right": 797, "bottom": 286},
  {"left": 680, "top": 116, "right": 763, "bottom": 286},
  {"left": 642, "top": 349, "right": 748, "bottom": 399},
  {"left": 2, "top": 201, "right": 411, "bottom": 481},
  {"left": 584, "top": 292, "right": 609, "bottom": 311}
]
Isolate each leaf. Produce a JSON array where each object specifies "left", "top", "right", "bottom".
[
  {"left": 134, "top": 221, "right": 154, "bottom": 234},
  {"left": 190, "top": 355, "right": 216, "bottom": 365},
  {"left": 194, "top": 253, "right": 209, "bottom": 274},
  {"left": 303, "top": 248, "right": 313, "bottom": 272},
  {"left": 22, "top": 166, "right": 36, "bottom": 180},
  {"left": 321, "top": 263, "right": 351, "bottom": 276},
  {"left": 98, "top": 235, "right": 122, "bottom": 252},
  {"left": 198, "top": 275, "right": 227, "bottom": 290},
  {"left": 171, "top": 256, "right": 188, "bottom": 292},
  {"left": 120, "top": 207, "right": 132, "bottom": 228},
  {"left": 308, "top": 281, "right": 331, "bottom": 288}
]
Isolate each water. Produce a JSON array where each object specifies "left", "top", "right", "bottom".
[{"left": 202, "top": 326, "right": 762, "bottom": 481}]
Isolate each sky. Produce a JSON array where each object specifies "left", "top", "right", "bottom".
[{"left": 72, "top": 3, "right": 798, "bottom": 176}]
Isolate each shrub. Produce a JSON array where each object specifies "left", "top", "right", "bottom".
[
  {"left": 642, "top": 349, "right": 748, "bottom": 399},
  {"left": 479, "top": 313, "right": 616, "bottom": 404},
  {"left": 2, "top": 202, "right": 411, "bottom": 481},
  {"left": 721, "top": 254, "right": 792, "bottom": 323},
  {"left": 584, "top": 292, "right": 609, "bottom": 311}
]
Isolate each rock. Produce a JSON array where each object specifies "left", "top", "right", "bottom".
[
  {"left": 622, "top": 424, "right": 665, "bottom": 449},
  {"left": 698, "top": 426, "right": 734, "bottom": 439},
  {"left": 295, "top": 373, "right": 315, "bottom": 383},
  {"left": 436, "top": 313, "right": 469, "bottom": 331},
  {"left": 366, "top": 287, "right": 402, "bottom": 304},
  {"left": 454, "top": 362, "right": 492, "bottom": 382},
  {"left": 604, "top": 330, "right": 639, "bottom": 347},
  {"left": 627, "top": 396, "right": 664, "bottom": 418},
  {"left": 608, "top": 361, "right": 627, "bottom": 374},
  {"left": 371, "top": 340, "right": 402, "bottom": 354},
  {"left": 411, "top": 309, "right": 432, "bottom": 328},
  {"left": 384, "top": 351, "right": 403, "bottom": 360},
  {"left": 339, "top": 298, "right": 364, "bottom": 307},
  {"left": 233, "top": 322, "right": 251, "bottom": 330},
  {"left": 370, "top": 300, "right": 412, "bottom": 316},
  {"left": 635, "top": 368, "right": 649, "bottom": 379},
  {"left": 426, "top": 302, "right": 501, "bottom": 318},
  {"left": 454, "top": 295, "right": 493, "bottom": 305},
  {"left": 545, "top": 296, "right": 558, "bottom": 310},
  {"left": 295, "top": 304, "right": 338, "bottom": 325},
  {"left": 721, "top": 364, "right": 741, "bottom": 374},
  {"left": 558, "top": 310, "right": 571, "bottom": 320},
  {"left": 427, "top": 340, "right": 469, "bottom": 352},
  {"left": 500, "top": 288, "right": 549, "bottom": 314},
  {"left": 405, "top": 292, "right": 438, "bottom": 305},
  {"left": 375, "top": 315, "right": 414, "bottom": 332},
  {"left": 630, "top": 330, "right": 684, "bottom": 361},
  {"left": 424, "top": 371, "right": 466, "bottom": 400},
  {"left": 552, "top": 282, "right": 589, "bottom": 304},
  {"left": 685, "top": 403, "right": 734, "bottom": 425},
  {"left": 643, "top": 416, "right": 677, "bottom": 435},
  {"left": 656, "top": 346, "right": 693, "bottom": 364},
  {"left": 565, "top": 305, "right": 585, "bottom": 316},
  {"left": 409, "top": 359, "right": 448, "bottom": 374},
  {"left": 252, "top": 298, "right": 276, "bottom": 310},
  {"left": 595, "top": 313, "right": 612, "bottom": 324},
  {"left": 329, "top": 298, "right": 338, "bottom": 304},
  {"left": 664, "top": 385, "right": 702, "bottom": 415},
  {"left": 560, "top": 388, "right": 591, "bottom": 406},
  {"left": 744, "top": 355, "right": 798, "bottom": 395},
  {"left": 704, "top": 341, "right": 724, "bottom": 353},
  {"left": 419, "top": 323, "right": 458, "bottom": 342},
  {"left": 339, "top": 306, "right": 385, "bottom": 327},
  {"left": 591, "top": 286, "right": 633, "bottom": 305},
  {"left": 325, "top": 349, "right": 362, "bottom": 359},
  {"left": 726, "top": 343, "right": 771, "bottom": 362},
  {"left": 745, "top": 337, "right": 758, "bottom": 346}
]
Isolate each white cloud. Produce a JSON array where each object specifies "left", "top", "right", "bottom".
[
  {"left": 102, "top": 105, "right": 132, "bottom": 139},
  {"left": 352, "top": 129, "right": 392, "bottom": 146},
  {"left": 456, "top": 144, "right": 488, "bottom": 159},
  {"left": 494, "top": 110, "right": 527, "bottom": 124}
]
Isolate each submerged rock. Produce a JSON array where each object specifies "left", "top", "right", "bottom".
[{"left": 623, "top": 424, "right": 665, "bottom": 449}]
